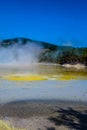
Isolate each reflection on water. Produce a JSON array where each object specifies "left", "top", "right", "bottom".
[{"left": 0, "top": 64, "right": 87, "bottom": 103}]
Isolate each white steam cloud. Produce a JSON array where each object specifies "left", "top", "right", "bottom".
[{"left": 0, "top": 42, "right": 42, "bottom": 67}]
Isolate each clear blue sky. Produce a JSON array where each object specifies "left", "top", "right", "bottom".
[{"left": 0, "top": 0, "right": 87, "bottom": 47}]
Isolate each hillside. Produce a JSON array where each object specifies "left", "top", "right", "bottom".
[{"left": 0, "top": 37, "right": 87, "bottom": 65}]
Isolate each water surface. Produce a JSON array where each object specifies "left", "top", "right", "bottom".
[{"left": 0, "top": 64, "right": 87, "bottom": 103}]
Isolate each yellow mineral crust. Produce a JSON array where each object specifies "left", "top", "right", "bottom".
[
  {"left": 0, "top": 120, "right": 25, "bottom": 130},
  {"left": 59, "top": 75, "right": 78, "bottom": 80},
  {"left": 2, "top": 74, "right": 48, "bottom": 81},
  {"left": 2, "top": 73, "right": 86, "bottom": 81}
]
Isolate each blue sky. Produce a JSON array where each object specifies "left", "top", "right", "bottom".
[{"left": 0, "top": 0, "right": 87, "bottom": 47}]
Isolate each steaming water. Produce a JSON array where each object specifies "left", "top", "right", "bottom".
[
  {"left": 0, "top": 42, "right": 42, "bottom": 65},
  {"left": 0, "top": 64, "right": 87, "bottom": 104},
  {"left": 0, "top": 42, "right": 87, "bottom": 103}
]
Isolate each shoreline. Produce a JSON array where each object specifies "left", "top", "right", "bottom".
[
  {"left": 0, "top": 99, "right": 87, "bottom": 118},
  {"left": 0, "top": 62, "right": 86, "bottom": 69},
  {"left": 0, "top": 99, "right": 87, "bottom": 105}
]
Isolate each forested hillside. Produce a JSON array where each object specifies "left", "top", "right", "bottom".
[{"left": 0, "top": 38, "right": 87, "bottom": 65}]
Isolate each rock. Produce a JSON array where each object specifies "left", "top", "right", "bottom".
[{"left": 62, "top": 63, "right": 86, "bottom": 69}]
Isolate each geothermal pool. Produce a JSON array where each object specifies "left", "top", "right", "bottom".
[{"left": 0, "top": 64, "right": 87, "bottom": 103}]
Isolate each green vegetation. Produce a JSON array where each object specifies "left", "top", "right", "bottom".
[{"left": 39, "top": 46, "right": 87, "bottom": 65}]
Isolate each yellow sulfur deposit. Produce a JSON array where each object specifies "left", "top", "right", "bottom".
[
  {"left": 2, "top": 73, "right": 86, "bottom": 81},
  {"left": 0, "top": 120, "right": 25, "bottom": 130},
  {"left": 58, "top": 75, "right": 78, "bottom": 80},
  {"left": 2, "top": 74, "right": 48, "bottom": 81}
]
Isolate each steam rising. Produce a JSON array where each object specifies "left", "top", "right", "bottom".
[{"left": 0, "top": 42, "right": 42, "bottom": 66}]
